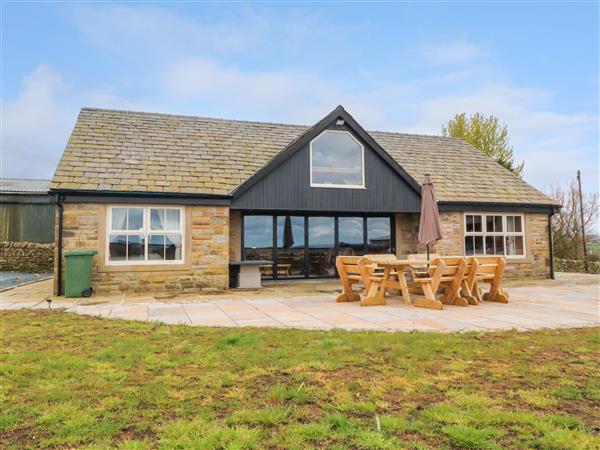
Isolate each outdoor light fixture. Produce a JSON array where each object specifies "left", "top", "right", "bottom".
[{"left": 46, "top": 297, "right": 52, "bottom": 309}]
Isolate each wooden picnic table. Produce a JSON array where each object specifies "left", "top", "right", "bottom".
[{"left": 361, "top": 259, "right": 429, "bottom": 307}]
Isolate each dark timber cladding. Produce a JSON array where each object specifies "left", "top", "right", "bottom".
[{"left": 232, "top": 123, "right": 421, "bottom": 213}]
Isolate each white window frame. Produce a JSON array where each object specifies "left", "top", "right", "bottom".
[
  {"left": 463, "top": 213, "right": 526, "bottom": 259},
  {"left": 309, "top": 129, "right": 366, "bottom": 189},
  {"left": 106, "top": 205, "right": 185, "bottom": 265}
]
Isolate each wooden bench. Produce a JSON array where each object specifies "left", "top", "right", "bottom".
[
  {"left": 466, "top": 256, "right": 509, "bottom": 303},
  {"left": 410, "top": 259, "right": 446, "bottom": 310},
  {"left": 335, "top": 256, "right": 363, "bottom": 302},
  {"left": 259, "top": 264, "right": 292, "bottom": 277},
  {"left": 430, "top": 257, "right": 472, "bottom": 306},
  {"left": 405, "top": 253, "right": 440, "bottom": 287}
]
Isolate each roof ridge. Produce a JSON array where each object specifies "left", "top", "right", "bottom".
[
  {"left": 0, "top": 177, "right": 51, "bottom": 182},
  {"left": 369, "top": 129, "right": 459, "bottom": 140},
  {"left": 80, "top": 107, "right": 311, "bottom": 129},
  {"left": 81, "top": 107, "right": 460, "bottom": 140}
]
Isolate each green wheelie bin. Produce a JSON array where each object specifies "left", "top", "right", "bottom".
[{"left": 64, "top": 250, "right": 97, "bottom": 298}]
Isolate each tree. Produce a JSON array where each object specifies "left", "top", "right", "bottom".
[
  {"left": 548, "top": 181, "right": 599, "bottom": 260},
  {"left": 442, "top": 113, "right": 525, "bottom": 177}
]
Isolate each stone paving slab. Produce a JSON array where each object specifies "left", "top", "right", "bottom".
[{"left": 1, "top": 274, "right": 598, "bottom": 333}]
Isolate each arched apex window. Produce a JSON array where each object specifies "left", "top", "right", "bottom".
[{"left": 310, "top": 130, "right": 365, "bottom": 188}]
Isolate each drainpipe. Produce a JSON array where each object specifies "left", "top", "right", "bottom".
[
  {"left": 548, "top": 213, "right": 555, "bottom": 280},
  {"left": 56, "top": 195, "right": 64, "bottom": 295}
]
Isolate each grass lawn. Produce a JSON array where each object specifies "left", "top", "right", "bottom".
[{"left": 1, "top": 310, "right": 599, "bottom": 449}]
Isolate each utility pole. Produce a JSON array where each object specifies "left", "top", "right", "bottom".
[{"left": 576, "top": 170, "right": 589, "bottom": 272}]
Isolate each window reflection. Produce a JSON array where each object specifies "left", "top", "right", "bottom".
[
  {"left": 276, "top": 216, "right": 305, "bottom": 278},
  {"left": 311, "top": 131, "right": 364, "bottom": 186},
  {"left": 309, "top": 217, "right": 335, "bottom": 276},
  {"left": 367, "top": 217, "right": 391, "bottom": 253},
  {"left": 243, "top": 216, "right": 273, "bottom": 263},
  {"left": 242, "top": 214, "right": 393, "bottom": 278},
  {"left": 339, "top": 217, "right": 364, "bottom": 256}
]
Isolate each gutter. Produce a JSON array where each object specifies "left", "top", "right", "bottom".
[
  {"left": 548, "top": 213, "right": 555, "bottom": 280},
  {"left": 438, "top": 201, "right": 561, "bottom": 214},
  {"left": 49, "top": 189, "right": 232, "bottom": 205},
  {"left": 49, "top": 188, "right": 232, "bottom": 199},
  {"left": 56, "top": 194, "right": 64, "bottom": 295}
]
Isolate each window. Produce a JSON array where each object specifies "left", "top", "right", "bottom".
[
  {"left": 366, "top": 217, "right": 392, "bottom": 253},
  {"left": 242, "top": 214, "right": 393, "bottom": 279},
  {"left": 310, "top": 130, "right": 365, "bottom": 188},
  {"left": 339, "top": 217, "right": 364, "bottom": 255},
  {"left": 107, "top": 206, "right": 184, "bottom": 264},
  {"left": 243, "top": 215, "right": 273, "bottom": 263},
  {"left": 464, "top": 213, "right": 525, "bottom": 257}
]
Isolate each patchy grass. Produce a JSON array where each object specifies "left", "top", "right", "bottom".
[{"left": 1, "top": 310, "right": 598, "bottom": 449}]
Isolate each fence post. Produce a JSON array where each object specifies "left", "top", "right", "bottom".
[{"left": 576, "top": 170, "right": 589, "bottom": 273}]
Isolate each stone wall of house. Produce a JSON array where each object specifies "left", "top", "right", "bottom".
[
  {"left": 509, "top": 213, "right": 552, "bottom": 279},
  {"left": 395, "top": 212, "right": 463, "bottom": 256},
  {"left": 54, "top": 204, "right": 229, "bottom": 295},
  {"left": 395, "top": 211, "right": 551, "bottom": 280},
  {"left": 0, "top": 241, "right": 54, "bottom": 273}
]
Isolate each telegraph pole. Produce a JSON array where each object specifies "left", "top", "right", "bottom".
[{"left": 576, "top": 170, "right": 589, "bottom": 272}]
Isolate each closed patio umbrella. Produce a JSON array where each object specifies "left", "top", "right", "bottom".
[
  {"left": 418, "top": 174, "right": 443, "bottom": 260},
  {"left": 283, "top": 216, "right": 294, "bottom": 249}
]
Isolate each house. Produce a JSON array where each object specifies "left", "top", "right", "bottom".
[
  {"left": 0, "top": 178, "right": 55, "bottom": 272},
  {"left": 49, "top": 106, "right": 560, "bottom": 295}
]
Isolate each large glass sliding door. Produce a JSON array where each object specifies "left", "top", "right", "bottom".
[
  {"left": 276, "top": 216, "right": 305, "bottom": 278},
  {"left": 366, "top": 217, "right": 392, "bottom": 253},
  {"left": 242, "top": 214, "right": 393, "bottom": 279},
  {"left": 308, "top": 217, "right": 335, "bottom": 276},
  {"left": 338, "top": 217, "right": 364, "bottom": 256},
  {"left": 242, "top": 215, "right": 273, "bottom": 279}
]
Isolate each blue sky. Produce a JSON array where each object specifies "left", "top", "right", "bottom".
[{"left": 2, "top": 2, "right": 598, "bottom": 199}]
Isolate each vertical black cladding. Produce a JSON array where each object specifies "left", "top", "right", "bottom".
[{"left": 231, "top": 125, "right": 420, "bottom": 213}]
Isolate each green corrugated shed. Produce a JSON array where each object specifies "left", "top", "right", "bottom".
[{"left": 0, "top": 178, "right": 54, "bottom": 243}]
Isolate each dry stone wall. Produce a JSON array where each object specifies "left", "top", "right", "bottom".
[{"left": 0, "top": 241, "right": 54, "bottom": 272}]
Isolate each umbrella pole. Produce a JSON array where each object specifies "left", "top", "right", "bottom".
[{"left": 426, "top": 244, "right": 430, "bottom": 261}]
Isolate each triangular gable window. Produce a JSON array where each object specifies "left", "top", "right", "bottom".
[{"left": 309, "top": 130, "right": 365, "bottom": 189}]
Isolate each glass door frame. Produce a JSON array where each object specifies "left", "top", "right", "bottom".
[{"left": 240, "top": 211, "right": 396, "bottom": 280}]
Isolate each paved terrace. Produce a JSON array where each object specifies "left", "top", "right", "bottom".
[{"left": 1, "top": 273, "right": 598, "bottom": 332}]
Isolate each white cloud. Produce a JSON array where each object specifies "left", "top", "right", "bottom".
[
  {"left": 418, "top": 38, "right": 490, "bottom": 66},
  {"left": 1, "top": 65, "right": 73, "bottom": 179},
  {"left": 70, "top": 4, "right": 254, "bottom": 56},
  {"left": 1, "top": 65, "right": 148, "bottom": 179},
  {"left": 400, "top": 85, "right": 598, "bottom": 191},
  {"left": 163, "top": 59, "right": 342, "bottom": 123}
]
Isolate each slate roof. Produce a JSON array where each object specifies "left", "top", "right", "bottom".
[
  {"left": 50, "top": 108, "right": 556, "bottom": 205},
  {"left": 0, "top": 178, "right": 50, "bottom": 194}
]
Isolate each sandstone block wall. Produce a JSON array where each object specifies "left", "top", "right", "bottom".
[
  {"left": 395, "top": 211, "right": 551, "bottom": 279},
  {"left": 0, "top": 241, "right": 55, "bottom": 272},
  {"left": 54, "top": 204, "right": 229, "bottom": 295}
]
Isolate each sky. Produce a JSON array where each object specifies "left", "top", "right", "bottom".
[{"left": 1, "top": 1, "right": 598, "bottom": 202}]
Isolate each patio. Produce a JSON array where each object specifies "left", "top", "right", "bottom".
[{"left": 1, "top": 273, "right": 598, "bottom": 332}]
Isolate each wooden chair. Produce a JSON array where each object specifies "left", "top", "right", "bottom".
[
  {"left": 460, "top": 257, "right": 480, "bottom": 305},
  {"left": 430, "top": 257, "right": 470, "bottom": 306},
  {"left": 410, "top": 259, "right": 446, "bottom": 310},
  {"left": 466, "top": 256, "right": 509, "bottom": 303},
  {"left": 357, "top": 254, "right": 399, "bottom": 294},
  {"left": 358, "top": 256, "right": 403, "bottom": 306},
  {"left": 335, "top": 256, "right": 363, "bottom": 302},
  {"left": 406, "top": 253, "right": 440, "bottom": 283}
]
